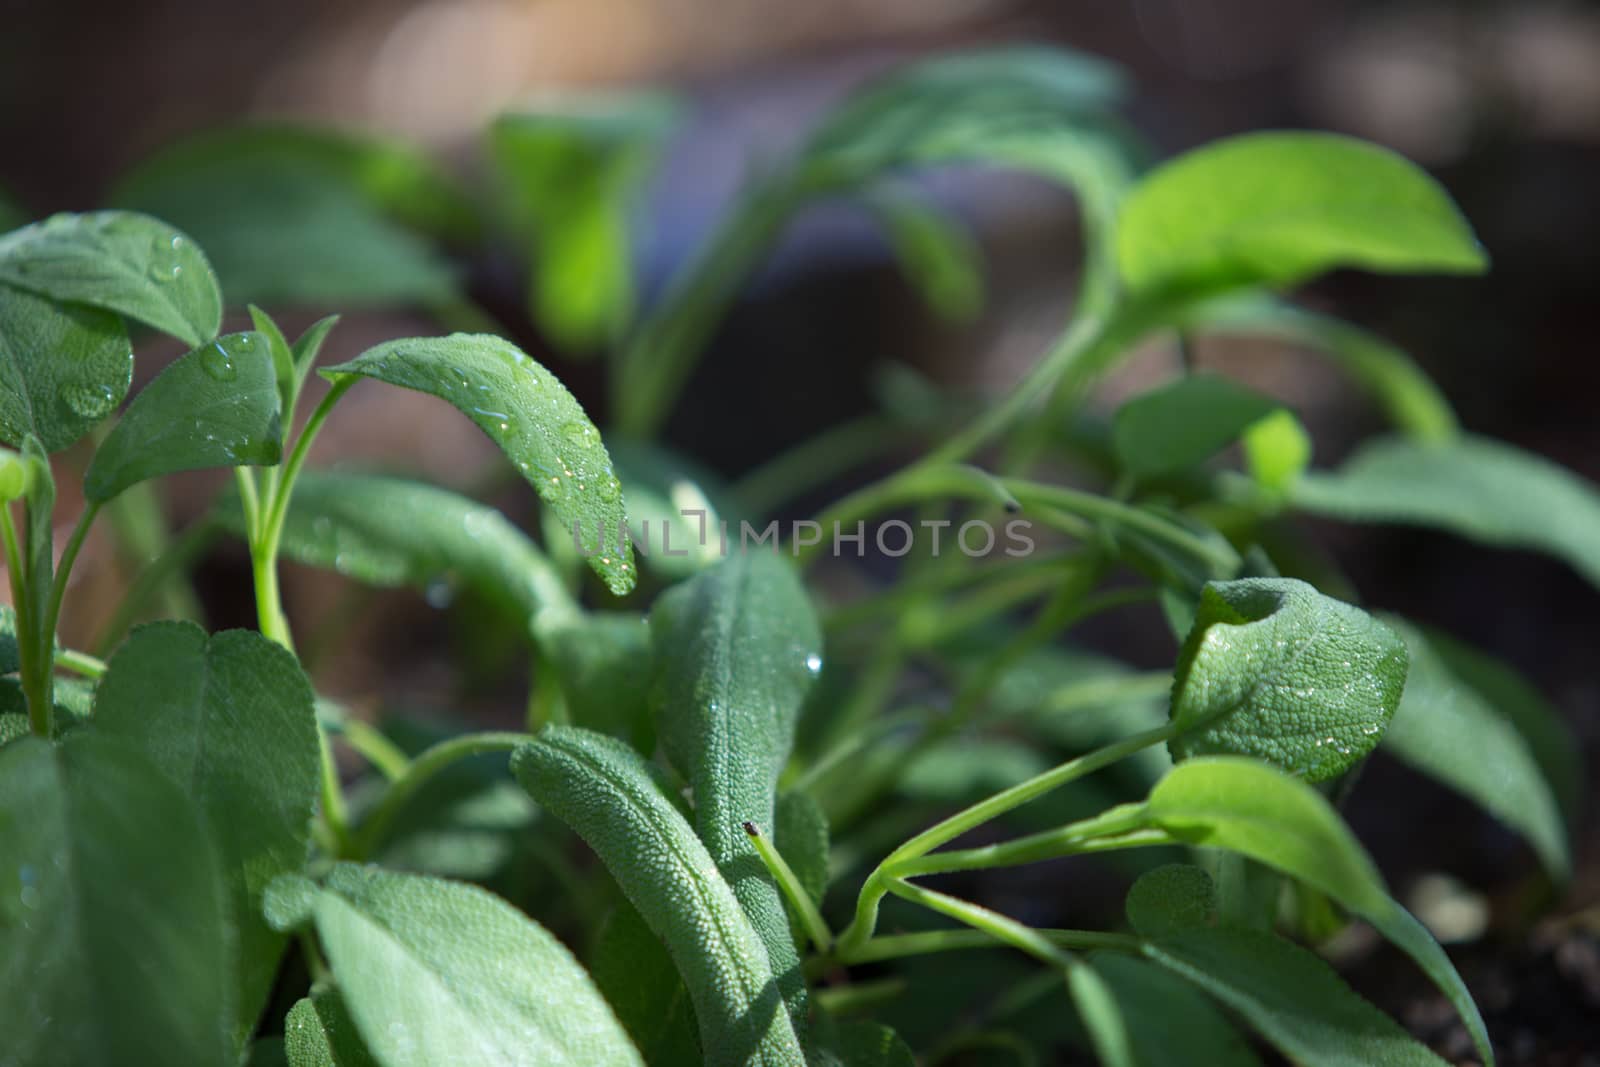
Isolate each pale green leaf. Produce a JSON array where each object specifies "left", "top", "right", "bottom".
[
  {"left": 94, "top": 622, "right": 321, "bottom": 1044},
  {"left": 84, "top": 331, "right": 282, "bottom": 502},
  {"left": 0, "top": 211, "right": 222, "bottom": 346},
  {"left": 277, "top": 864, "right": 643, "bottom": 1067},
  {"left": 1145, "top": 757, "right": 1492, "bottom": 1065},
  {"left": 0, "top": 285, "right": 132, "bottom": 451},
  {"left": 1117, "top": 132, "right": 1486, "bottom": 298},
  {"left": 1113, "top": 373, "right": 1280, "bottom": 478},
  {"left": 1169, "top": 578, "right": 1408, "bottom": 781},
  {"left": 512, "top": 726, "right": 807, "bottom": 1067},
  {"left": 0, "top": 734, "right": 232, "bottom": 1066},
  {"left": 324, "top": 335, "right": 634, "bottom": 594},
  {"left": 1091, "top": 953, "right": 1261, "bottom": 1067},
  {"left": 651, "top": 552, "right": 823, "bottom": 1028},
  {"left": 1382, "top": 618, "right": 1569, "bottom": 880},
  {"left": 1294, "top": 435, "right": 1600, "bottom": 590}
]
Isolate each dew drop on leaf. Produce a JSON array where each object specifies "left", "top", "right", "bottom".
[
  {"left": 200, "top": 343, "right": 237, "bottom": 382},
  {"left": 62, "top": 382, "right": 117, "bottom": 419}
]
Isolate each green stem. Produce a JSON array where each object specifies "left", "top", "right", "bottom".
[
  {"left": 351, "top": 731, "right": 529, "bottom": 859},
  {"left": 883, "top": 878, "right": 1072, "bottom": 968},
  {"left": 834, "top": 926, "right": 1140, "bottom": 967},
  {"left": 316, "top": 731, "right": 350, "bottom": 852},
  {"left": 744, "top": 820, "right": 833, "bottom": 952},
  {"left": 0, "top": 504, "right": 46, "bottom": 736},
  {"left": 338, "top": 718, "right": 412, "bottom": 782},
  {"left": 41, "top": 501, "right": 100, "bottom": 655},
  {"left": 811, "top": 979, "right": 908, "bottom": 1017},
  {"left": 894, "top": 818, "right": 1167, "bottom": 878},
  {"left": 55, "top": 647, "right": 107, "bottom": 679},
  {"left": 836, "top": 721, "right": 1178, "bottom": 954},
  {"left": 1003, "top": 479, "right": 1238, "bottom": 574}
]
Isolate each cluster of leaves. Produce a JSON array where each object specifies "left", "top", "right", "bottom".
[{"left": 1, "top": 45, "right": 1593, "bottom": 1067}]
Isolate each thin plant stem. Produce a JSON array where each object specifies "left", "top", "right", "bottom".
[
  {"left": 41, "top": 501, "right": 100, "bottom": 657},
  {"left": 732, "top": 414, "right": 911, "bottom": 518},
  {"left": 55, "top": 647, "right": 107, "bottom": 679},
  {"left": 745, "top": 820, "right": 833, "bottom": 952},
  {"left": 352, "top": 731, "right": 529, "bottom": 859},
  {"left": 884, "top": 878, "right": 1072, "bottom": 968},
  {"left": 338, "top": 719, "right": 412, "bottom": 782},
  {"left": 835, "top": 926, "right": 1140, "bottom": 967}
]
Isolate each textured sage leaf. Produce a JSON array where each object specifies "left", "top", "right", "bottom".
[
  {"left": 1113, "top": 373, "right": 1280, "bottom": 479},
  {"left": 111, "top": 128, "right": 462, "bottom": 308},
  {"left": 93, "top": 622, "right": 320, "bottom": 1044},
  {"left": 1144, "top": 926, "right": 1446, "bottom": 1066},
  {"left": 590, "top": 902, "right": 702, "bottom": 1066},
  {"left": 1382, "top": 618, "right": 1570, "bottom": 879},
  {"left": 1145, "top": 757, "right": 1492, "bottom": 1065},
  {"left": 1091, "top": 953, "right": 1262, "bottom": 1067},
  {"left": 542, "top": 612, "right": 655, "bottom": 750},
  {"left": 1117, "top": 133, "right": 1486, "bottom": 298},
  {"left": 512, "top": 726, "right": 807, "bottom": 1067},
  {"left": 1293, "top": 435, "right": 1600, "bottom": 590},
  {"left": 0, "top": 675, "right": 95, "bottom": 735},
  {"left": 84, "top": 331, "right": 282, "bottom": 503},
  {"left": 865, "top": 190, "right": 984, "bottom": 321},
  {"left": 285, "top": 988, "right": 378, "bottom": 1067},
  {"left": 216, "top": 470, "right": 575, "bottom": 633},
  {"left": 284, "top": 864, "right": 643, "bottom": 1067},
  {"left": 0, "top": 734, "right": 232, "bottom": 1066},
  {"left": 651, "top": 552, "right": 823, "bottom": 1028},
  {"left": 490, "top": 95, "right": 679, "bottom": 353},
  {"left": 1168, "top": 578, "right": 1408, "bottom": 782},
  {"left": 0, "top": 210, "right": 222, "bottom": 346},
  {"left": 324, "top": 335, "right": 634, "bottom": 594},
  {"left": 1125, "top": 863, "right": 1218, "bottom": 939},
  {"left": 0, "top": 284, "right": 132, "bottom": 451}
]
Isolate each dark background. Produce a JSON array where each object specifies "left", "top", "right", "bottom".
[{"left": 4, "top": 0, "right": 1597, "bottom": 1057}]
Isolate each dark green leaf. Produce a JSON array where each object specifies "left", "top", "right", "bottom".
[
  {"left": 1293, "top": 435, "right": 1600, "bottom": 591},
  {"left": 0, "top": 211, "right": 222, "bottom": 346},
  {"left": 1143, "top": 925, "right": 1446, "bottom": 1066},
  {"left": 1145, "top": 757, "right": 1492, "bottom": 1065},
  {"left": 217, "top": 470, "right": 576, "bottom": 632},
  {"left": 542, "top": 612, "right": 654, "bottom": 750},
  {"left": 1382, "top": 618, "right": 1569, "bottom": 880},
  {"left": 589, "top": 901, "right": 702, "bottom": 1066},
  {"left": 0, "top": 187, "right": 25, "bottom": 231},
  {"left": 865, "top": 190, "right": 983, "bottom": 321},
  {"left": 324, "top": 335, "right": 634, "bottom": 595},
  {"left": 1113, "top": 373, "right": 1280, "bottom": 479},
  {"left": 285, "top": 988, "right": 379, "bottom": 1067},
  {"left": 273, "top": 864, "right": 643, "bottom": 1067},
  {"left": 651, "top": 552, "right": 823, "bottom": 1028},
  {"left": 811, "top": 1019, "right": 917, "bottom": 1067},
  {"left": 774, "top": 791, "right": 830, "bottom": 909},
  {"left": 94, "top": 622, "right": 321, "bottom": 1044},
  {"left": 0, "top": 285, "right": 131, "bottom": 451},
  {"left": 111, "top": 129, "right": 462, "bottom": 309},
  {"left": 899, "top": 738, "right": 1051, "bottom": 802},
  {"left": 1169, "top": 578, "right": 1408, "bottom": 781},
  {"left": 84, "top": 331, "right": 282, "bottom": 503},
  {"left": 1117, "top": 133, "right": 1486, "bottom": 299},
  {"left": 1091, "top": 953, "right": 1262, "bottom": 1067},
  {"left": 512, "top": 726, "right": 807, "bottom": 1067},
  {"left": 1124, "top": 863, "right": 1217, "bottom": 938},
  {"left": 490, "top": 95, "right": 679, "bottom": 353},
  {"left": 0, "top": 734, "right": 231, "bottom": 1066}
]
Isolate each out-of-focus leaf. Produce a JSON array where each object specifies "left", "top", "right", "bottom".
[
  {"left": 1242, "top": 409, "right": 1313, "bottom": 494},
  {"left": 541, "top": 612, "right": 654, "bottom": 750},
  {"left": 0, "top": 285, "right": 131, "bottom": 451},
  {"left": 589, "top": 901, "right": 702, "bottom": 1066},
  {"left": 1092, "top": 953, "right": 1262, "bottom": 1067},
  {"left": 608, "top": 438, "right": 735, "bottom": 579},
  {"left": 864, "top": 189, "right": 983, "bottom": 321},
  {"left": 1113, "top": 373, "right": 1280, "bottom": 479}
]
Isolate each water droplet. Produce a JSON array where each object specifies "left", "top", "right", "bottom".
[
  {"left": 200, "top": 343, "right": 237, "bottom": 381},
  {"left": 63, "top": 382, "right": 116, "bottom": 419},
  {"left": 232, "top": 333, "right": 256, "bottom": 352},
  {"left": 561, "top": 421, "right": 591, "bottom": 446},
  {"left": 805, "top": 653, "right": 823, "bottom": 675},
  {"left": 170, "top": 234, "right": 186, "bottom": 251},
  {"left": 595, "top": 478, "right": 620, "bottom": 502},
  {"left": 424, "top": 577, "right": 456, "bottom": 609}
]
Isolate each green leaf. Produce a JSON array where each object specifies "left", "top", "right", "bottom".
[
  {"left": 1242, "top": 409, "right": 1313, "bottom": 494},
  {"left": 608, "top": 438, "right": 734, "bottom": 579},
  {"left": 0, "top": 187, "right": 25, "bottom": 231},
  {"left": 651, "top": 552, "right": 823, "bottom": 1028},
  {"left": 1117, "top": 132, "right": 1486, "bottom": 299},
  {"left": 1124, "top": 863, "right": 1217, "bottom": 938},
  {"left": 111, "top": 128, "right": 462, "bottom": 309},
  {"left": 1382, "top": 618, "right": 1570, "bottom": 880},
  {"left": 1144, "top": 757, "right": 1492, "bottom": 1065},
  {"left": 0, "top": 285, "right": 132, "bottom": 451},
  {"left": 589, "top": 902, "right": 702, "bottom": 1066},
  {"left": 272, "top": 864, "right": 643, "bottom": 1067},
  {"left": 1168, "top": 578, "right": 1408, "bottom": 782},
  {"left": 84, "top": 331, "right": 282, "bottom": 503},
  {"left": 93, "top": 622, "right": 321, "bottom": 1044},
  {"left": 512, "top": 726, "right": 807, "bottom": 1067},
  {"left": 0, "top": 210, "right": 222, "bottom": 346},
  {"left": 489, "top": 94, "right": 679, "bottom": 353},
  {"left": 1293, "top": 434, "right": 1600, "bottom": 591},
  {"left": 0, "top": 734, "right": 232, "bottom": 1066},
  {"left": 217, "top": 470, "right": 575, "bottom": 632},
  {"left": 285, "top": 988, "right": 379, "bottom": 1067},
  {"left": 1091, "top": 953, "right": 1262, "bottom": 1067},
  {"left": 323, "top": 335, "right": 634, "bottom": 595},
  {"left": 541, "top": 612, "right": 654, "bottom": 750},
  {"left": 1176, "top": 298, "right": 1457, "bottom": 442},
  {"left": 1113, "top": 373, "right": 1281, "bottom": 479},
  {"left": 865, "top": 189, "right": 983, "bottom": 321},
  {"left": 1143, "top": 925, "right": 1446, "bottom": 1066},
  {"left": 1067, "top": 961, "right": 1135, "bottom": 1067},
  {"left": 811, "top": 1019, "right": 917, "bottom": 1067},
  {"left": 899, "top": 738, "right": 1051, "bottom": 802},
  {"left": 774, "top": 791, "right": 830, "bottom": 910}
]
